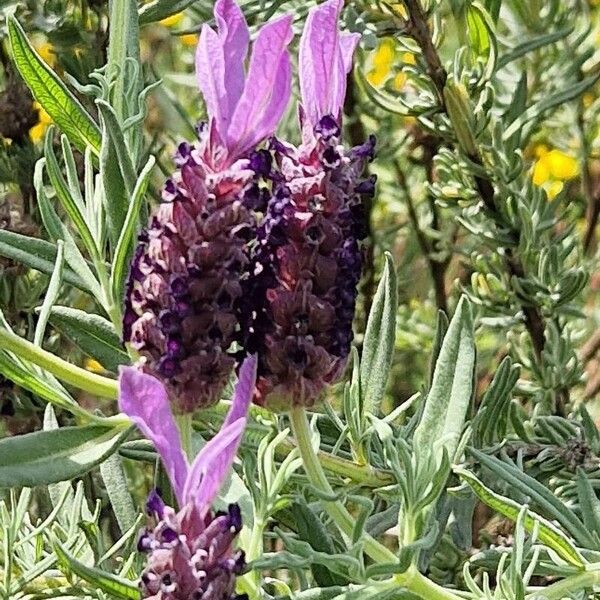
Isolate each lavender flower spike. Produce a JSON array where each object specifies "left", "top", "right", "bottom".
[
  {"left": 118, "top": 355, "right": 257, "bottom": 600},
  {"left": 123, "top": 0, "right": 293, "bottom": 413},
  {"left": 242, "top": 0, "right": 375, "bottom": 408}
]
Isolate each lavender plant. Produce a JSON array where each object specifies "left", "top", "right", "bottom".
[{"left": 0, "top": 1, "right": 600, "bottom": 600}]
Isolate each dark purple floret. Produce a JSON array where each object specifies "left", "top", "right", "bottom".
[
  {"left": 122, "top": 124, "right": 270, "bottom": 413},
  {"left": 240, "top": 113, "right": 375, "bottom": 407},
  {"left": 138, "top": 491, "right": 245, "bottom": 600}
]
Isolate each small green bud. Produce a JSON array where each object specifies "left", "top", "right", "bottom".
[{"left": 443, "top": 81, "right": 479, "bottom": 157}]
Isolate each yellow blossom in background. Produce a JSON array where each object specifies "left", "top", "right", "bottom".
[
  {"left": 160, "top": 12, "right": 184, "bottom": 27},
  {"left": 181, "top": 33, "right": 198, "bottom": 47},
  {"left": 29, "top": 102, "right": 52, "bottom": 144},
  {"left": 84, "top": 358, "right": 105, "bottom": 374},
  {"left": 532, "top": 146, "right": 579, "bottom": 198},
  {"left": 367, "top": 41, "right": 415, "bottom": 91},
  {"left": 34, "top": 41, "right": 55, "bottom": 67}
]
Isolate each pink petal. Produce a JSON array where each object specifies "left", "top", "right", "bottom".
[
  {"left": 183, "top": 418, "right": 247, "bottom": 509},
  {"left": 214, "top": 0, "right": 250, "bottom": 119},
  {"left": 227, "top": 14, "right": 294, "bottom": 158},
  {"left": 224, "top": 354, "right": 257, "bottom": 427},
  {"left": 183, "top": 355, "right": 257, "bottom": 508},
  {"left": 118, "top": 367, "right": 189, "bottom": 506},
  {"left": 196, "top": 24, "right": 229, "bottom": 136},
  {"left": 299, "top": 0, "right": 359, "bottom": 126},
  {"left": 340, "top": 32, "right": 360, "bottom": 75}
]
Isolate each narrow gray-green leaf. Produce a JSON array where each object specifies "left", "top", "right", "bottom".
[
  {"left": 0, "top": 229, "right": 87, "bottom": 291},
  {"left": 44, "top": 129, "right": 100, "bottom": 263},
  {"left": 457, "top": 467, "right": 584, "bottom": 568},
  {"left": 34, "top": 159, "right": 102, "bottom": 300},
  {"left": 0, "top": 425, "right": 132, "bottom": 488},
  {"left": 413, "top": 296, "right": 475, "bottom": 470},
  {"left": 139, "top": 0, "right": 198, "bottom": 24},
  {"left": 576, "top": 468, "right": 600, "bottom": 543},
  {"left": 0, "top": 351, "right": 78, "bottom": 414},
  {"left": 360, "top": 252, "right": 397, "bottom": 415},
  {"left": 33, "top": 240, "right": 64, "bottom": 346},
  {"left": 110, "top": 155, "right": 155, "bottom": 304},
  {"left": 47, "top": 306, "right": 129, "bottom": 373},
  {"left": 7, "top": 17, "right": 101, "bottom": 154},
  {"left": 497, "top": 27, "right": 573, "bottom": 69},
  {"left": 503, "top": 73, "right": 600, "bottom": 141},
  {"left": 469, "top": 448, "right": 594, "bottom": 547},
  {"left": 107, "top": 0, "right": 141, "bottom": 123},
  {"left": 54, "top": 541, "right": 141, "bottom": 600},
  {"left": 96, "top": 100, "right": 136, "bottom": 196},
  {"left": 100, "top": 453, "right": 137, "bottom": 534}
]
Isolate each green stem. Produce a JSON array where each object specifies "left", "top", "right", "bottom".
[
  {"left": 290, "top": 406, "right": 465, "bottom": 600},
  {"left": 0, "top": 327, "right": 118, "bottom": 399},
  {"left": 107, "top": 0, "right": 140, "bottom": 123},
  {"left": 525, "top": 569, "right": 600, "bottom": 600},
  {"left": 398, "top": 569, "right": 464, "bottom": 600},
  {"left": 289, "top": 405, "right": 396, "bottom": 564},
  {"left": 239, "top": 518, "right": 266, "bottom": 598}
]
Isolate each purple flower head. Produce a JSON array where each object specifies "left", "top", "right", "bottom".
[
  {"left": 239, "top": 3, "right": 373, "bottom": 408},
  {"left": 122, "top": 1, "right": 291, "bottom": 413},
  {"left": 196, "top": 0, "right": 293, "bottom": 166},
  {"left": 118, "top": 355, "right": 257, "bottom": 600}
]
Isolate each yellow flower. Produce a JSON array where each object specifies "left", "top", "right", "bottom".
[
  {"left": 181, "top": 33, "right": 198, "bottom": 47},
  {"left": 29, "top": 102, "right": 53, "bottom": 144},
  {"left": 546, "top": 180, "right": 564, "bottom": 199},
  {"left": 367, "top": 39, "right": 395, "bottom": 86},
  {"left": 34, "top": 41, "right": 55, "bottom": 67},
  {"left": 366, "top": 40, "right": 413, "bottom": 91},
  {"left": 583, "top": 93, "right": 595, "bottom": 108},
  {"left": 84, "top": 358, "right": 105, "bottom": 373},
  {"left": 546, "top": 149, "right": 578, "bottom": 179},
  {"left": 532, "top": 145, "right": 578, "bottom": 198},
  {"left": 160, "top": 12, "right": 184, "bottom": 27}
]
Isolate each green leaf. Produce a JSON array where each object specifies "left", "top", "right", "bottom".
[
  {"left": 47, "top": 306, "right": 129, "bottom": 373},
  {"left": 100, "top": 453, "right": 138, "bottom": 534},
  {"left": 0, "top": 424, "right": 132, "bottom": 488},
  {"left": 0, "top": 350, "right": 79, "bottom": 414},
  {"left": 44, "top": 130, "right": 100, "bottom": 264},
  {"left": 472, "top": 356, "right": 519, "bottom": 446},
  {"left": 99, "top": 103, "right": 132, "bottom": 247},
  {"left": 576, "top": 468, "right": 600, "bottom": 543},
  {"left": 54, "top": 541, "right": 141, "bottom": 600},
  {"left": 107, "top": 0, "right": 141, "bottom": 124},
  {"left": 33, "top": 239, "right": 64, "bottom": 346},
  {"left": 457, "top": 467, "right": 584, "bottom": 568},
  {"left": 497, "top": 27, "right": 573, "bottom": 70},
  {"left": 467, "top": 2, "right": 497, "bottom": 80},
  {"left": 7, "top": 17, "right": 101, "bottom": 154},
  {"left": 139, "top": 0, "right": 199, "bottom": 24},
  {"left": 110, "top": 155, "right": 155, "bottom": 304},
  {"left": 469, "top": 448, "right": 595, "bottom": 548},
  {"left": 34, "top": 159, "right": 102, "bottom": 300},
  {"left": 503, "top": 72, "right": 600, "bottom": 142},
  {"left": 360, "top": 252, "right": 397, "bottom": 415},
  {"left": 413, "top": 296, "right": 475, "bottom": 470},
  {"left": 290, "top": 500, "right": 348, "bottom": 587},
  {"left": 0, "top": 229, "right": 87, "bottom": 291}
]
